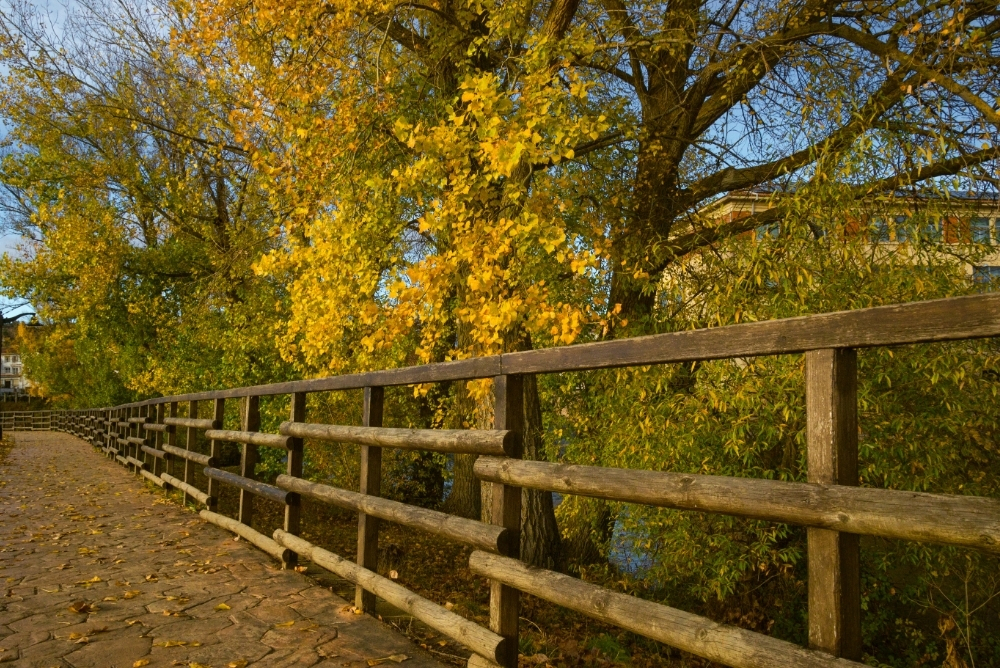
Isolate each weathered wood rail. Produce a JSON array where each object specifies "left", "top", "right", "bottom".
[{"left": 13, "top": 294, "right": 1000, "bottom": 667}]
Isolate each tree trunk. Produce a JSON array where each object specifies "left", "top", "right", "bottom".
[
  {"left": 519, "top": 373, "right": 561, "bottom": 569},
  {"left": 445, "top": 452, "right": 481, "bottom": 519}
]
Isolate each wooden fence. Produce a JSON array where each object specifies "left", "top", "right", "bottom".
[
  {"left": 13, "top": 294, "right": 1000, "bottom": 668},
  {"left": 1, "top": 410, "right": 52, "bottom": 431}
]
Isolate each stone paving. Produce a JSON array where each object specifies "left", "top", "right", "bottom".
[{"left": 0, "top": 432, "right": 445, "bottom": 668}]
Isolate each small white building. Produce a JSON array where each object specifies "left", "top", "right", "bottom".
[{"left": 1, "top": 353, "right": 31, "bottom": 397}]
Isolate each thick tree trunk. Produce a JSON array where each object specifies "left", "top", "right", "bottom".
[
  {"left": 519, "top": 373, "right": 561, "bottom": 568},
  {"left": 445, "top": 453, "right": 481, "bottom": 519}
]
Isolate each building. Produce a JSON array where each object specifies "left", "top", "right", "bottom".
[
  {"left": 699, "top": 189, "right": 1000, "bottom": 279},
  {"left": 1, "top": 352, "right": 31, "bottom": 400}
]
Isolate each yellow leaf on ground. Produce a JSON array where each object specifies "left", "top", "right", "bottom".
[
  {"left": 214, "top": 603, "right": 231, "bottom": 611},
  {"left": 123, "top": 591, "right": 141, "bottom": 599},
  {"left": 274, "top": 620, "right": 295, "bottom": 628},
  {"left": 133, "top": 660, "right": 150, "bottom": 667}
]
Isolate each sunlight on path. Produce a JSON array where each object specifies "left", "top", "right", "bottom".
[{"left": 0, "top": 432, "right": 443, "bottom": 668}]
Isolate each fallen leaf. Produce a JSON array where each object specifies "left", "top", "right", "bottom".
[
  {"left": 123, "top": 590, "right": 141, "bottom": 599},
  {"left": 274, "top": 620, "right": 295, "bottom": 628},
  {"left": 388, "top": 570, "right": 399, "bottom": 579},
  {"left": 103, "top": 596, "right": 117, "bottom": 602},
  {"left": 153, "top": 640, "right": 187, "bottom": 647},
  {"left": 144, "top": 575, "right": 158, "bottom": 582},
  {"left": 294, "top": 565, "right": 308, "bottom": 573},
  {"left": 68, "top": 600, "right": 94, "bottom": 614},
  {"left": 214, "top": 603, "right": 231, "bottom": 611},
  {"left": 227, "top": 661, "right": 248, "bottom": 668},
  {"left": 189, "top": 663, "right": 211, "bottom": 668},
  {"left": 133, "top": 660, "right": 150, "bottom": 667},
  {"left": 444, "top": 602, "right": 454, "bottom": 610}
]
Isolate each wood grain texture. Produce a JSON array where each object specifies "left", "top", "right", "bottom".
[
  {"left": 283, "top": 392, "right": 306, "bottom": 570},
  {"left": 204, "top": 429, "right": 292, "bottom": 449},
  {"left": 273, "top": 530, "right": 506, "bottom": 663},
  {"left": 806, "top": 349, "right": 861, "bottom": 659},
  {"left": 142, "top": 423, "right": 173, "bottom": 433},
  {"left": 141, "top": 445, "right": 169, "bottom": 460},
  {"left": 357, "top": 386, "right": 384, "bottom": 614},
  {"left": 490, "top": 375, "right": 523, "bottom": 668},
  {"left": 469, "top": 551, "right": 864, "bottom": 668},
  {"left": 162, "top": 444, "right": 215, "bottom": 466},
  {"left": 275, "top": 474, "right": 510, "bottom": 553},
  {"left": 278, "top": 422, "right": 513, "bottom": 455},
  {"left": 139, "top": 469, "right": 166, "bottom": 488},
  {"left": 112, "top": 294, "right": 1000, "bottom": 410},
  {"left": 200, "top": 510, "right": 291, "bottom": 562},
  {"left": 164, "top": 417, "right": 221, "bottom": 430},
  {"left": 473, "top": 458, "right": 1000, "bottom": 553},
  {"left": 239, "top": 396, "right": 260, "bottom": 527},
  {"left": 203, "top": 467, "right": 298, "bottom": 505},
  {"left": 160, "top": 473, "right": 210, "bottom": 505},
  {"left": 502, "top": 293, "right": 1000, "bottom": 374}
]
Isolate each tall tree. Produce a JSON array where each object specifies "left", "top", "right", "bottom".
[{"left": 0, "top": 0, "right": 292, "bottom": 405}]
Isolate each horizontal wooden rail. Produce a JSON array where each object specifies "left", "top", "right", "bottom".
[
  {"left": 160, "top": 473, "right": 210, "bottom": 505},
  {"left": 275, "top": 475, "right": 510, "bottom": 553},
  {"left": 126, "top": 436, "right": 146, "bottom": 446},
  {"left": 112, "top": 294, "right": 1000, "bottom": 408},
  {"left": 469, "top": 552, "right": 861, "bottom": 668},
  {"left": 279, "top": 422, "right": 513, "bottom": 456},
  {"left": 115, "top": 455, "right": 128, "bottom": 466},
  {"left": 126, "top": 456, "right": 145, "bottom": 469},
  {"left": 203, "top": 467, "right": 297, "bottom": 505},
  {"left": 142, "top": 423, "right": 172, "bottom": 433},
  {"left": 141, "top": 445, "right": 169, "bottom": 460},
  {"left": 140, "top": 470, "right": 166, "bottom": 488},
  {"left": 163, "top": 417, "right": 220, "bottom": 430},
  {"left": 201, "top": 510, "right": 291, "bottom": 562},
  {"left": 474, "top": 458, "right": 1000, "bottom": 554},
  {"left": 274, "top": 530, "right": 506, "bottom": 662},
  {"left": 204, "top": 429, "right": 292, "bottom": 449},
  {"left": 127, "top": 417, "right": 150, "bottom": 424},
  {"left": 161, "top": 444, "right": 215, "bottom": 466}
]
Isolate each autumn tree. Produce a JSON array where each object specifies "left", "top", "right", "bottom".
[
  {"left": 183, "top": 0, "right": 1000, "bottom": 570},
  {"left": 0, "top": 0, "right": 292, "bottom": 405}
]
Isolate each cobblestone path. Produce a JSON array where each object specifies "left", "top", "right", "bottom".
[{"left": 0, "top": 432, "right": 444, "bottom": 668}]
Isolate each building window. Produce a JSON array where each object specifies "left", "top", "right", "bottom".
[
  {"left": 893, "top": 215, "right": 911, "bottom": 242},
  {"left": 921, "top": 217, "right": 943, "bottom": 241},
  {"left": 755, "top": 223, "right": 779, "bottom": 240},
  {"left": 871, "top": 218, "right": 891, "bottom": 242},
  {"left": 973, "top": 265, "right": 1000, "bottom": 288},
  {"left": 2, "top": 381, "right": 9, "bottom": 389},
  {"left": 971, "top": 217, "right": 991, "bottom": 243}
]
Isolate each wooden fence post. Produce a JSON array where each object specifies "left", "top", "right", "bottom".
[
  {"left": 206, "top": 398, "right": 225, "bottom": 510},
  {"left": 184, "top": 401, "right": 198, "bottom": 505},
  {"left": 806, "top": 348, "right": 862, "bottom": 659},
  {"left": 356, "top": 386, "right": 384, "bottom": 614},
  {"left": 283, "top": 391, "right": 306, "bottom": 570},
  {"left": 240, "top": 396, "right": 260, "bottom": 527},
  {"left": 153, "top": 403, "right": 165, "bottom": 478},
  {"left": 491, "top": 374, "right": 523, "bottom": 668},
  {"left": 167, "top": 402, "right": 178, "bottom": 477}
]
